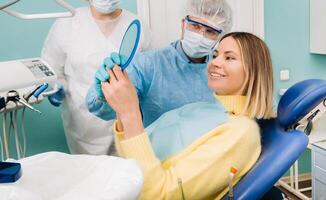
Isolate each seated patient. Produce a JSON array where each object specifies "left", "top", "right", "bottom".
[{"left": 101, "top": 32, "right": 274, "bottom": 199}]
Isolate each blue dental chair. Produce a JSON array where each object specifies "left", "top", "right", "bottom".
[{"left": 223, "top": 79, "right": 326, "bottom": 200}]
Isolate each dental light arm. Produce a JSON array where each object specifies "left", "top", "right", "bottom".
[
  {"left": 0, "top": 0, "right": 75, "bottom": 19},
  {"left": 0, "top": 0, "right": 19, "bottom": 10}
]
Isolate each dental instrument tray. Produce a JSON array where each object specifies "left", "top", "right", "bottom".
[{"left": 0, "top": 162, "right": 22, "bottom": 183}]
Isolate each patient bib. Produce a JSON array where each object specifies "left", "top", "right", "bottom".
[{"left": 146, "top": 101, "right": 228, "bottom": 161}]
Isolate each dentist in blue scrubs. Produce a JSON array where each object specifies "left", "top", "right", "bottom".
[{"left": 86, "top": 0, "right": 233, "bottom": 127}]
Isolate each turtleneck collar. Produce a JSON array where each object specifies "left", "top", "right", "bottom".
[{"left": 213, "top": 93, "right": 248, "bottom": 116}]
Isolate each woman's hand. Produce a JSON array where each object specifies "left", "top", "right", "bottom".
[{"left": 102, "top": 65, "right": 144, "bottom": 138}]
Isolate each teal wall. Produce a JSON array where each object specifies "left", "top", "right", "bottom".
[
  {"left": 265, "top": 0, "right": 326, "bottom": 99},
  {"left": 0, "top": 0, "right": 137, "bottom": 159},
  {"left": 265, "top": 0, "right": 326, "bottom": 174}
]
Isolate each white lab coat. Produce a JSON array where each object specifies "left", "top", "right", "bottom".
[{"left": 42, "top": 7, "right": 147, "bottom": 154}]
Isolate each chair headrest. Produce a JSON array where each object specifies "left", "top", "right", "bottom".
[{"left": 277, "top": 79, "right": 326, "bottom": 128}]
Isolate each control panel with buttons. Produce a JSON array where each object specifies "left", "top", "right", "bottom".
[
  {"left": 22, "top": 59, "right": 55, "bottom": 78},
  {"left": 0, "top": 57, "right": 57, "bottom": 93}
]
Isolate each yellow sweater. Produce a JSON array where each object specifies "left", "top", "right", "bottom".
[{"left": 114, "top": 95, "right": 261, "bottom": 200}]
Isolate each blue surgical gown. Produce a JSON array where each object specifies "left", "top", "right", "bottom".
[{"left": 86, "top": 40, "right": 215, "bottom": 127}]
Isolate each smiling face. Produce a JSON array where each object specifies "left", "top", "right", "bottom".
[{"left": 207, "top": 36, "right": 246, "bottom": 95}]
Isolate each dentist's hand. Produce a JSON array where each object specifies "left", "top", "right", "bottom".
[
  {"left": 102, "top": 66, "right": 143, "bottom": 138},
  {"left": 94, "top": 52, "right": 121, "bottom": 99},
  {"left": 48, "top": 85, "right": 65, "bottom": 107}
]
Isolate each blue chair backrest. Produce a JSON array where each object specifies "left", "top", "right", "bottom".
[
  {"left": 222, "top": 79, "right": 326, "bottom": 200},
  {"left": 221, "top": 119, "right": 308, "bottom": 200}
]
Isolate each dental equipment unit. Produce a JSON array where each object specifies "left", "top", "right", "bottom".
[{"left": 0, "top": 0, "right": 75, "bottom": 19}]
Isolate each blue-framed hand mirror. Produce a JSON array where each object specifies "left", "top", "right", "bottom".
[{"left": 119, "top": 19, "right": 141, "bottom": 69}]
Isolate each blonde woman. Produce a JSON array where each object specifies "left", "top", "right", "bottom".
[{"left": 101, "top": 32, "right": 274, "bottom": 199}]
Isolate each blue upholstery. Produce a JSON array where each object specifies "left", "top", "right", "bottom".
[
  {"left": 0, "top": 162, "right": 22, "bottom": 183},
  {"left": 223, "top": 79, "right": 326, "bottom": 200},
  {"left": 278, "top": 79, "right": 326, "bottom": 128},
  {"left": 222, "top": 119, "right": 308, "bottom": 200}
]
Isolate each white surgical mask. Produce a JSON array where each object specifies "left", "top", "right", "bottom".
[
  {"left": 90, "top": 0, "right": 121, "bottom": 14},
  {"left": 181, "top": 29, "right": 217, "bottom": 58}
]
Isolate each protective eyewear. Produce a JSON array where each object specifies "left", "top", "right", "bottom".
[{"left": 184, "top": 15, "right": 223, "bottom": 40}]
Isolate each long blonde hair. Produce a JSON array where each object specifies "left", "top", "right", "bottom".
[{"left": 220, "top": 32, "right": 274, "bottom": 119}]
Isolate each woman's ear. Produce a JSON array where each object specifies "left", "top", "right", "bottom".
[{"left": 181, "top": 19, "right": 185, "bottom": 39}]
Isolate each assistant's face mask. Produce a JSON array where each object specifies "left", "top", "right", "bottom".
[
  {"left": 90, "top": 0, "right": 121, "bottom": 14},
  {"left": 181, "top": 29, "right": 217, "bottom": 59}
]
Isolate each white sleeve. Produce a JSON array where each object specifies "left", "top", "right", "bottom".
[
  {"left": 41, "top": 19, "right": 69, "bottom": 88},
  {"left": 138, "top": 19, "right": 152, "bottom": 51}
]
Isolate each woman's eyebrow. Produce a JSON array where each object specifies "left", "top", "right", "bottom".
[{"left": 224, "top": 50, "right": 238, "bottom": 56}]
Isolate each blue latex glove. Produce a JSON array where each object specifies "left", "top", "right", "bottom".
[
  {"left": 94, "top": 52, "right": 121, "bottom": 99},
  {"left": 48, "top": 85, "right": 65, "bottom": 107}
]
